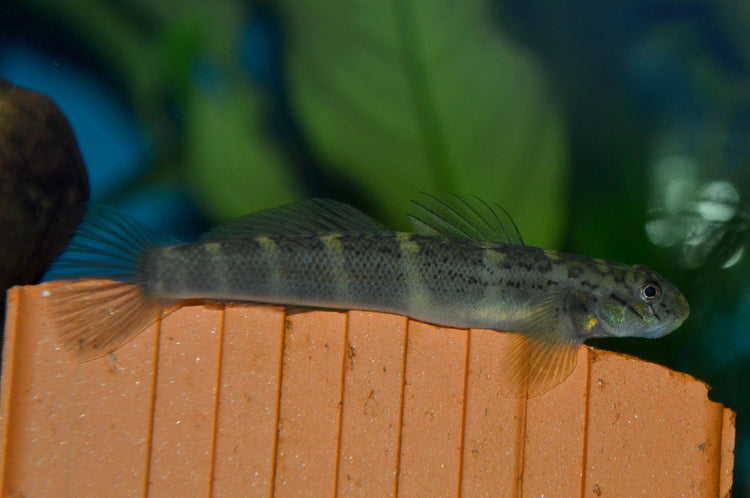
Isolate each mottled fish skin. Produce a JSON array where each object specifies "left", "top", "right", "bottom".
[
  {"left": 140, "top": 233, "right": 688, "bottom": 341},
  {"left": 45, "top": 195, "right": 690, "bottom": 396}
]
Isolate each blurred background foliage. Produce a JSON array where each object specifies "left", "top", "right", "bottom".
[{"left": 1, "top": 0, "right": 749, "bottom": 491}]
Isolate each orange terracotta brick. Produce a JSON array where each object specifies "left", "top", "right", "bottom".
[
  {"left": 398, "top": 321, "right": 468, "bottom": 496},
  {"left": 0, "top": 282, "right": 736, "bottom": 496},
  {"left": 461, "top": 328, "right": 530, "bottom": 495},
  {"left": 274, "top": 310, "right": 348, "bottom": 495},
  {"left": 148, "top": 304, "right": 223, "bottom": 495},
  {"left": 212, "top": 304, "right": 285, "bottom": 494},
  {"left": 336, "top": 311, "right": 407, "bottom": 496}
]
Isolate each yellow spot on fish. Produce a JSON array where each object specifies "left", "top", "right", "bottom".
[
  {"left": 204, "top": 242, "right": 223, "bottom": 254},
  {"left": 256, "top": 236, "right": 278, "bottom": 252},
  {"left": 596, "top": 263, "right": 610, "bottom": 274},
  {"left": 543, "top": 249, "right": 561, "bottom": 261},
  {"left": 397, "top": 232, "right": 420, "bottom": 255},
  {"left": 320, "top": 233, "right": 344, "bottom": 253},
  {"left": 483, "top": 248, "right": 505, "bottom": 266},
  {"left": 584, "top": 315, "right": 598, "bottom": 331}
]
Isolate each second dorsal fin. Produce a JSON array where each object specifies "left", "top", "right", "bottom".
[
  {"left": 202, "top": 198, "right": 391, "bottom": 240},
  {"left": 408, "top": 192, "right": 525, "bottom": 245}
]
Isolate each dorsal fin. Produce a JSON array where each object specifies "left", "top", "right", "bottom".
[
  {"left": 408, "top": 192, "right": 525, "bottom": 245},
  {"left": 202, "top": 198, "right": 391, "bottom": 240}
]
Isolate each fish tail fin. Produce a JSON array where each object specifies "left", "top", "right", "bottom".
[
  {"left": 44, "top": 280, "right": 164, "bottom": 359},
  {"left": 44, "top": 205, "right": 179, "bottom": 360}
]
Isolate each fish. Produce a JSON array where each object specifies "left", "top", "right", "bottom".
[{"left": 44, "top": 193, "right": 690, "bottom": 396}]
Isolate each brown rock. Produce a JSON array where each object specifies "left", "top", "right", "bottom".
[{"left": 0, "top": 79, "right": 89, "bottom": 320}]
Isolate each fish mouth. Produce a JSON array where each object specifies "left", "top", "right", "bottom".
[
  {"left": 679, "top": 295, "right": 691, "bottom": 320},
  {"left": 648, "top": 319, "right": 685, "bottom": 339},
  {"left": 648, "top": 299, "right": 690, "bottom": 339},
  {"left": 674, "top": 292, "right": 691, "bottom": 324}
]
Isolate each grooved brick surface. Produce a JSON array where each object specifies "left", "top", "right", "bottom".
[{"left": 0, "top": 283, "right": 736, "bottom": 496}]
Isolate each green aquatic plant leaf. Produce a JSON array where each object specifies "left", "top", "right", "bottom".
[
  {"left": 275, "top": 0, "right": 568, "bottom": 245},
  {"left": 185, "top": 85, "right": 303, "bottom": 220}
]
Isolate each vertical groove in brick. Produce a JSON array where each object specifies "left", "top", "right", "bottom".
[
  {"left": 393, "top": 309, "right": 410, "bottom": 498},
  {"left": 142, "top": 312, "right": 162, "bottom": 494},
  {"left": 336, "top": 311, "right": 408, "bottom": 496},
  {"left": 579, "top": 346, "right": 593, "bottom": 498},
  {"left": 211, "top": 304, "right": 286, "bottom": 495},
  {"left": 397, "top": 322, "right": 468, "bottom": 496},
  {"left": 511, "top": 388, "right": 528, "bottom": 497},
  {"left": 273, "top": 311, "right": 347, "bottom": 496},
  {"left": 456, "top": 324, "right": 473, "bottom": 497},
  {"left": 148, "top": 304, "right": 223, "bottom": 497},
  {"left": 207, "top": 305, "right": 226, "bottom": 490},
  {"left": 332, "top": 311, "right": 350, "bottom": 497},
  {"left": 269, "top": 311, "right": 286, "bottom": 496},
  {"left": 460, "top": 329, "right": 526, "bottom": 496},
  {"left": 0, "top": 285, "right": 21, "bottom": 493},
  {"left": 522, "top": 345, "right": 589, "bottom": 497}
]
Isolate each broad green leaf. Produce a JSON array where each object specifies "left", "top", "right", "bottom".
[
  {"left": 185, "top": 85, "right": 303, "bottom": 220},
  {"left": 276, "top": 0, "right": 568, "bottom": 246}
]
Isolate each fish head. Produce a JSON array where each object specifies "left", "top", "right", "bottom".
[{"left": 584, "top": 264, "right": 689, "bottom": 339}]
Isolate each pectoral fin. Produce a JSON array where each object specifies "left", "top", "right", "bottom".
[
  {"left": 496, "top": 293, "right": 583, "bottom": 397},
  {"left": 497, "top": 334, "right": 580, "bottom": 397}
]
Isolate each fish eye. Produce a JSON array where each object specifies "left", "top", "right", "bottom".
[{"left": 639, "top": 281, "right": 661, "bottom": 302}]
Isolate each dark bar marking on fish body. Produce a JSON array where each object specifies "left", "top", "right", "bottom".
[
  {"left": 339, "top": 234, "right": 407, "bottom": 308},
  {"left": 610, "top": 292, "right": 645, "bottom": 320}
]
